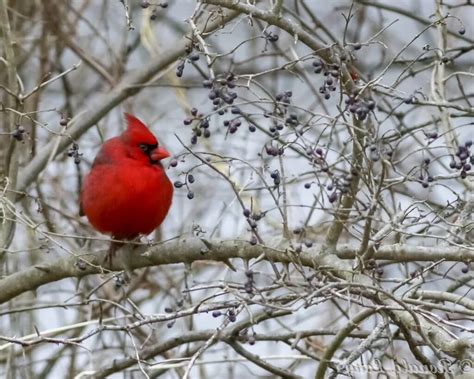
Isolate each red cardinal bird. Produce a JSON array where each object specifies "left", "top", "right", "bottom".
[{"left": 80, "top": 113, "right": 173, "bottom": 262}]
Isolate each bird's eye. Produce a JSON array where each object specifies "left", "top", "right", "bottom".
[{"left": 139, "top": 143, "right": 158, "bottom": 155}]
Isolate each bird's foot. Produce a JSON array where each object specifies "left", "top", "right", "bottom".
[{"left": 104, "top": 241, "right": 124, "bottom": 266}]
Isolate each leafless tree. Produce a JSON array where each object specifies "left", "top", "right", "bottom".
[{"left": 1, "top": 1, "right": 473, "bottom": 378}]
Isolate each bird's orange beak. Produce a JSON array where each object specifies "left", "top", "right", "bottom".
[{"left": 151, "top": 146, "right": 170, "bottom": 161}]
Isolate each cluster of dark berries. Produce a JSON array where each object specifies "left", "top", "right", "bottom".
[
  {"left": 306, "top": 146, "right": 324, "bottom": 158},
  {"left": 265, "top": 143, "right": 284, "bottom": 157},
  {"left": 285, "top": 113, "right": 299, "bottom": 128},
  {"left": 203, "top": 73, "right": 238, "bottom": 113},
  {"left": 367, "top": 144, "right": 393, "bottom": 162},
  {"left": 12, "top": 125, "right": 25, "bottom": 141},
  {"left": 418, "top": 158, "right": 434, "bottom": 188},
  {"left": 227, "top": 308, "right": 237, "bottom": 322},
  {"left": 325, "top": 175, "right": 354, "bottom": 203},
  {"left": 312, "top": 60, "right": 340, "bottom": 100},
  {"left": 244, "top": 270, "right": 254, "bottom": 294},
  {"left": 176, "top": 53, "right": 199, "bottom": 77},
  {"left": 243, "top": 208, "right": 263, "bottom": 235},
  {"left": 291, "top": 228, "right": 313, "bottom": 252},
  {"left": 306, "top": 146, "right": 330, "bottom": 173},
  {"left": 67, "top": 142, "right": 82, "bottom": 165},
  {"left": 212, "top": 308, "right": 238, "bottom": 322},
  {"left": 275, "top": 90, "right": 292, "bottom": 106},
  {"left": 450, "top": 141, "right": 472, "bottom": 179},
  {"left": 184, "top": 108, "right": 212, "bottom": 143},
  {"left": 173, "top": 173, "right": 195, "bottom": 199},
  {"left": 164, "top": 298, "right": 183, "bottom": 314},
  {"left": 345, "top": 93, "right": 375, "bottom": 121},
  {"left": 175, "top": 46, "right": 201, "bottom": 77},
  {"left": 270, "top": 91, "right": 293, "bottom": 127},
  {"left": 223, "top": 118, "right": 242, "bottom": 134},
  {"left": 267, "top": 120, "right": 284, "bottom": 137}
]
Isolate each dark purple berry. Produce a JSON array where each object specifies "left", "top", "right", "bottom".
[
  {"left": 170, "top": 158, "right": 178, "bottom": 167},
  {"left": 189, "top": 53, "right": 200, "bottom": 61},
  {"left": 329, "top": 191, "right": 338, "bottom": 203}
]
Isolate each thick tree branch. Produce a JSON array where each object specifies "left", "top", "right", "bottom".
[{"left": 0, "top": 239, "right": 472, "bottom": 305}]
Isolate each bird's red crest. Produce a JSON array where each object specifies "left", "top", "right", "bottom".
[{"left": 121, "top": 113, "right": 158, "bottom": 146}]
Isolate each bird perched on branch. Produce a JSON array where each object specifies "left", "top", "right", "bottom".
[{"left": 80, "top": 113, "right": 173, "bottom": 263}]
